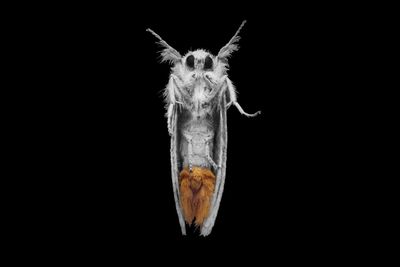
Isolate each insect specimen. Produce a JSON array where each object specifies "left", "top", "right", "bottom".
[{"left": 147, "top": 20, "right": 260, "bottom": 236}]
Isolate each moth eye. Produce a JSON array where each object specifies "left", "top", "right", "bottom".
[
  {"left": 186, "top": 55, "right": 194, "bottom": 69},
  {"left": 204, "top": 56, "right": 213, "bottom": 70}
]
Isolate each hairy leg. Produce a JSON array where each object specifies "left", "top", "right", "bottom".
[{"left": 224, "top": 76, "right": 261, "bottom": 117}]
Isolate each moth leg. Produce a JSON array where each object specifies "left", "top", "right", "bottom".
[
  {"left": 165, "top": 75, "right": 178, "bottom": 104},
  {"left": 167, "top": 103, "right": 174, "bottom": 135},
  {"left": 183, "top": 133, "right": 194, "bottom": 172},
  {"left": 204, "top": 73, "right": 218, "bottom": 86},
  {"left": 188, "top": 140, "right": 193, "bottom": 172},
  {"left": 170, "top": 74, "right": 188, "bottom": 104},
  {"left": 165, "top": 74, "right": 186, "bottom": 135},
  {"left": 205, "top": 140, "right": 220, "bottom": 170},
  {"left": 224, "top": 76, "right": 261, "bottom": 117},
  {"left": 233, "top": 102, "right": 261, "bottom": 117}
]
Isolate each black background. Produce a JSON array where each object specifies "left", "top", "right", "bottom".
[{"left": 44, "top": 5, "right": 352, "bottom": 246}]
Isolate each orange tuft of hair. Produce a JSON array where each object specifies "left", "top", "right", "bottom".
[{"left": 179, "top": 167, "right": 216, "bottom": 226}]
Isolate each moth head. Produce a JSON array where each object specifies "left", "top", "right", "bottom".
[{"left": 184, "top": 50, "right": 215, "bottom": 72}]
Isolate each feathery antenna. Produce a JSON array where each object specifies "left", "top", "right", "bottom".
[
  {"left": 146, "top": 28, "right": 182, "bottom": 64},
  {"left": 217, "top": 20, "right": 247, "bottom": 59}
]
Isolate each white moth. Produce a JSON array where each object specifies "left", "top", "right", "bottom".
[{"left": 147, "top": 20, "right": 260, "bottom": 236}]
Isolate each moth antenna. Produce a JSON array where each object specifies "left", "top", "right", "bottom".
[
  {"left": 217, "top": 20, "right": 247, "bottom": 60},
  {"left": 146, "top": 28, "right": 182, "bottom": 64}
]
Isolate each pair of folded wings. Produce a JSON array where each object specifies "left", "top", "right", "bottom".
[{"left": 169, "top": 94, "right": 228, "bottom": 236}]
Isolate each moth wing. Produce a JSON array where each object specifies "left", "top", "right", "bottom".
[
  {"left": 170, "top": 104, "right": 186, "bottom": 235},
  {"left": 171, "top": 88, "right": 228, "bottom": 236},
  {"left": 201, "top": 92, "right": 228, "bottom": 236}
]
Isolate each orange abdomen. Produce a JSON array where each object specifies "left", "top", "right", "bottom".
[{"left": 179, "top": 167, "right": 216, "bottom": 226}]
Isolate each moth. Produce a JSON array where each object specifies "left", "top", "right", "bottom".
[{"left": 147, "top": 20, "right": 260, "bottom": 236}]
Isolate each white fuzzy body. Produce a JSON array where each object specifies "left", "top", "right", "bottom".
[
  {"left": 147, "top": 20, "right": 260, "bottom": 236},
  {"left": 167, "top": 50, "right": 226, "bottom": 172}
]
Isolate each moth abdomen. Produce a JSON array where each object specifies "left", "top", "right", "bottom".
[{"left": 179, "top": 167, "right": 216, "bottom": 226}]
